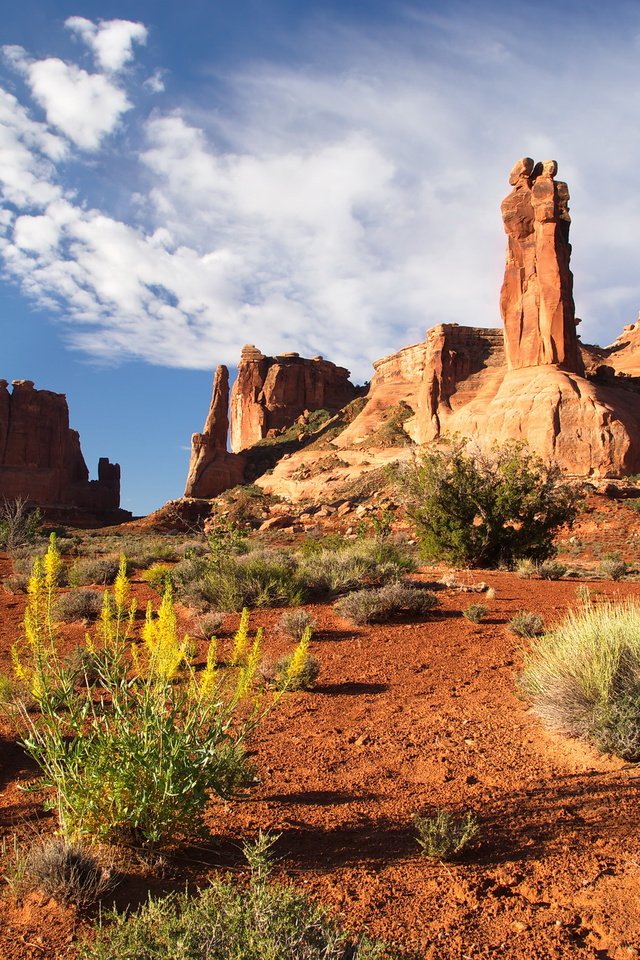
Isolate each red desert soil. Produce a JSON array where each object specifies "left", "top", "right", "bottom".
[{"left": 1, "top": 555, "right": 640, "bottom": 959}]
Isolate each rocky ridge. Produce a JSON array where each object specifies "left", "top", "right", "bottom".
[{"left": 182, "top": 157, "right": 640, "bottom": 510}]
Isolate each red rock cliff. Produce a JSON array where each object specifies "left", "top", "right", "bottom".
[
  {"left": 0, "top": 380, "right": 124, "bottom": 517},
  {"left": 184, "top": 365, "right": 245, "bottom": 498},
  {"left": 229, "top": 346, "right": 358, "bottom": 452}
]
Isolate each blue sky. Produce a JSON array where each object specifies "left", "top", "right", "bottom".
[{"left": 2, "top": 1, "right": 640, "bottom": 515}]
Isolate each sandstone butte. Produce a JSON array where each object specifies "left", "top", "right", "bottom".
[
  {"left": 184, "top": 157, "right": 640, "bottom": 504},
  {"left": 0, "top": 379, "right": 129, "bottom": 524}
]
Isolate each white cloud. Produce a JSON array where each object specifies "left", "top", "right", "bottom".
[
  {"left": 25, "top": 58, "right": 131, "bottom": 150},
  {"left": 0, "top": 8, "right": 640, "bottom": 378},
  {"left": 65, "top": 16, "right": 147, "bottom": 73}
]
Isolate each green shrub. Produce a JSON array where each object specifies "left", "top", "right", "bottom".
[
  {"left": 538, "top": 560, "right": 567, "bottom": 581},
  {"left": 193, "top": 552, "right": 305, "bottom": 612},
  {"left": 55, "top": 589, "right": 103, "bottom": 622},
  {"left": 334, "top": 582, "right": 439, "bottom": 626},
  {"left": 68, "top": 556, "right": 121, "bottom": 586},
  {"left": 414, "top": 809, "right": 479, "bottom": 860},
  {"left": 299, "top": 537, "right": 414, "bottom": 596},
  {"left": 142, "top": 563, "right": 174, "bottom": 593},
  {"left": 508, "top": 610, "right": 545, "bottom": 638},
  {"left": 406, "top": 440, "right": 579, "bottom": 568},
  {"left": 260, "top": 652, "right": 320, "bottom": 691},
  {"left": 80, "top": 836, "right": 398, "bottom": 960},
  {"left": 520, "top": 600, "right": 640, "bottom": 759},
  {"left": 463, "top": 603, "right": 488, "bottom": 623}
]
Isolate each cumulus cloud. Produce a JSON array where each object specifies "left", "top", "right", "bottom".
[
  {"left": 24, "top": 58, "right": 131, "bottom": 150},
  {"left": 0, "top": 7, "right": 640, "bottom": 378},
  {"left": 65, "top": 16, "right": 147, "bottom": 72}
]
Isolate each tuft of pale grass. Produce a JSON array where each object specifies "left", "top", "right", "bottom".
[{"left": 520, "top": 599, "right": 640, "bottom": 759}]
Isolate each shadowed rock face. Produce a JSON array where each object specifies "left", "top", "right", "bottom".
[
  {"left": 500, "top": 157, "right": 584, "bottom": 374},
  {"left": 229, "top": 346, "right": 359, "bottom": 452},
  {"left": 0, "top": 380, "right": 124, "bottom": 518}
]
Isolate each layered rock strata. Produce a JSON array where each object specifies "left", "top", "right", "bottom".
[
  {"left": 229, "top": 346, "right": 358, "bottom": 452},
  {"left": 0, "top": 380, "right": 126, "bottom": 521}
]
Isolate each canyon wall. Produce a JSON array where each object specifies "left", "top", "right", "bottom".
[{"left": 0, "top": 380, "right": 126, "bottom": 521}]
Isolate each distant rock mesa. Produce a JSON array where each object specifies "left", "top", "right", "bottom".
[{"left": 0, "top": 380, "right": 129, "bottom": 524}]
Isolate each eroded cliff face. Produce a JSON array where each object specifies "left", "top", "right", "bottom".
[
  {"left": 229, "top": 346, "right": 358, "bottom": 452},
  {"left": 184, "top": 365, "right": 246, "bottom": 499},
  {"left": 0, "top": 380, "right": 124, "bottom": 519}
]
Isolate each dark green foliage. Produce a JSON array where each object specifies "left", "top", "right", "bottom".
[
  {"left": 407, "top": 441, "right": 580, "bottom": 568},
  {"left": 81, "top": 837, "right": 400, "bottom": 960}
]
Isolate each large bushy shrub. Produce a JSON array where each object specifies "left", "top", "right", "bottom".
[{"left": 407, "top": 440, "right": 579, "bottom": 568}]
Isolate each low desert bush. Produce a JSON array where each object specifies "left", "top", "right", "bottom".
[
  {"left": 334, "top": 582, "right": 439, "bottom": 626},
  {"left": 3, "top": 573, "right": 28, "bottom": 593},
  {"left": 55, "top": 589, "right": 103, "bottom": 622},
  {"left": 509, "top": 610, "right": 545, "bottom": 638},
  {"left": 192, "top": 611, "right": 226, "bottom": 639},
  {"left": 300, "top": 537, "right": 414, "bottom": 596},
  {"left": 21, "top": 836, "right": 115, "bottom": 908},
  {"left": 414, "top": 809, "right": 479, "bottom": 860},
  {"left": 142, "top": 562, "right": 174, "bottom": 593},
  {"left": 406, "top": 440, "right": 579, "bottom": 568},
  {"left": 520, "top": 599, "right": 640, "bottom": 759},
  {"left": 516, "top": 558, "right": 537, "bottom": 579},
  {"left": 463, "top": 603, "right": 488, "bottom": 623},
  {"left": 81, "top": 835, "right": 396, "bottom": 960},
  {"left": 68, "top": 556, "right": 121, "bottom": 586},
  {"left": 277, "top": 608, "right": 317, "bottom": 641},
  {"left": 598, "top": 557, "right": 628, "bottom": 581},
  {"left": 537, "top": 560, "right": 567, "bottom": 581},
  {"left": 260, "top": 625, "right": 319, "bottom": 691},
  {"left": 191, "top": 552, "right": 305, "bottom": 612}
]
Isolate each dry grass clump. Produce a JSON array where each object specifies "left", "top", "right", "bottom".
[
  {"left": 537, "top": 560, "right": 568, "bottom": 581},
  {"left": 277, "top": 609, "right": 317, "bottom": 641},
  {"left": 20, "top": 836, "right": 115, "bottom": 908},
  {"left": 192, "top": 611, "right": 226, "bottom": 639},
  {"left": 299, "top": 537, "right": 414, "bottom": 596},
  {"left": 520, "top": 599, "right": 640, "bottom": 759},
  {"left": 68, "top": 556, "right": 121, "bottom": 586},
  {"left": 508, "top": 610, "right": 545, "bottom": 638},
  {"left": 598, "top": 557, "right": 628, "bottom": 581},
  {"left": 260, "top": 652, "right": 320, "bottom": 691},
  {"left": 3, "top": 573, "right": 28, "bottom": 594},
  {"left": 334, "top": 582, "right": 439, "bottom": 626},
  {"left": 55, "top": 589, "right": 103, "bottom": 622}
]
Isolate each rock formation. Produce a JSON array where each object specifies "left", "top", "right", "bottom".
[
  {"left": 500, "top": 157, "right": 583, "bottom": 374},
  {"left": 0, "top": 380, "right": 127, "bottom": 522},
  {"left": 229, "top": 346, "right": 358, "bottom": 452},
  {"left": 184, "top": 366, "right": 246, "bottom": 499}
]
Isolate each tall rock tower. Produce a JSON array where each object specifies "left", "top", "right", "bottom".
[{"left": 500, "top": 157, "right": 584, "bottom": 374}]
